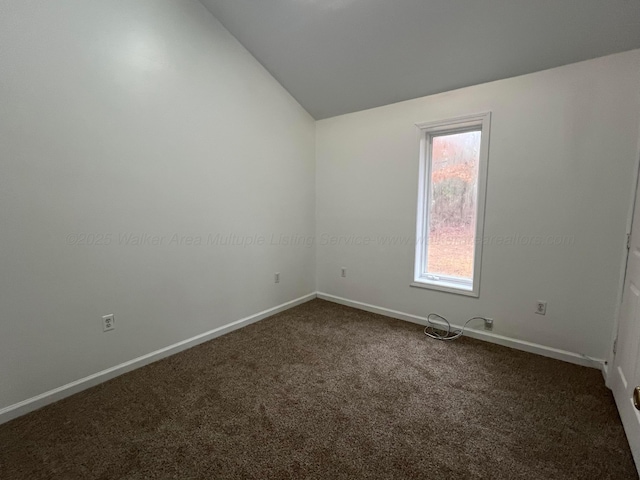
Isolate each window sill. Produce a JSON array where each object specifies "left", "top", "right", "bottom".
[{"left": 410, "top": 280, "right": 479, "bottom": 298}]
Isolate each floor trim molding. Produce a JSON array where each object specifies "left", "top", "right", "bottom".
[
  {"left": 317, "top": 292, "right": 605, "bottom": 371},
  {"left": 0, "top": 293, "right": 317, "bottom": 425}
]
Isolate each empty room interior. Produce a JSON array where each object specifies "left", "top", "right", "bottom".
[{"left": 3, "top": 1, "right": 640, "bottom": 478}]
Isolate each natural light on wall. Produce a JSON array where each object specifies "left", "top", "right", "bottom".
[{"left": 413, "top": 113, "right": 491, "bottom": 297}]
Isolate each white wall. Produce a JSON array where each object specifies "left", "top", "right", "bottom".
[
  {"left": 316, "top": 50, "right": 640, "bottom": 361},
  {"left": 0, "top": 0, "right": 315, "bottom": 411}
]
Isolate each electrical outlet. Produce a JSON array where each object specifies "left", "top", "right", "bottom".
[
  {"left": 341, "top": 267, "right": 347, "bottom": 278},
  {"left": 535, "top": 301, "right": 547, "bottom": 315},
  {"left": 102, "top": 314, "right": 115, "bottom": 332},
  {"left": 484, "top": 318, "right": 493, "bottom": 331},
  {"left": 274, "top": 272, "right": 280, "bottom": 284}
]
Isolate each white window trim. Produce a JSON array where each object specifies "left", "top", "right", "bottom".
[{"left": 411, "top": 112, "right": 491, "bottom": 298}]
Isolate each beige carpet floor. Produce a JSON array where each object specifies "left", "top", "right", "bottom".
[{"left": 0, "top": 299, "right": 636, "bottom": 479}]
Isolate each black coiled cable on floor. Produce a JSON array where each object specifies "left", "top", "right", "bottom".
[{"left": 424, "top": 313, "right": 490, "bottom": 341}]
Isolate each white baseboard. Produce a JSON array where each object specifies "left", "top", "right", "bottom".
[
  {"left": 317, "top": 292, "right": 606, "bottom": 371},
  {"left": 0, "top": 293, "right": 317, "bottom": 425},
  {"left": 602, "top": 360, "right": 611, "bottom": 386},
  {"left": 1, "top": 291, "right": 606, "bottom": 425}
]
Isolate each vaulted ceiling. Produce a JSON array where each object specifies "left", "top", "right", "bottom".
[{"left": 200, "top": 0, "right": 640, "bottom": 119}]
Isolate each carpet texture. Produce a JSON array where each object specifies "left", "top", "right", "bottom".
[{"left": 0, "top": 299, "right": 636, "bottom": 479}]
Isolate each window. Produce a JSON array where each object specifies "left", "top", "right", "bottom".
[{"left": 412, "top": 112, "right": 490, "bottom": 297}]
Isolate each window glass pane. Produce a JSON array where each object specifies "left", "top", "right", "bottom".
[{"left": 427, "top": 130, "right": 481, "bottom": 280}]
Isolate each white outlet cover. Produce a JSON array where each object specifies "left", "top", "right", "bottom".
[{"left": 102, "top": 314, "right": 115, "bottom": 332}]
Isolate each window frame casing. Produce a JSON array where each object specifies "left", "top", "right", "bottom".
[{"left": 411, "top": 112, "right": 491, "bottom": 297}]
